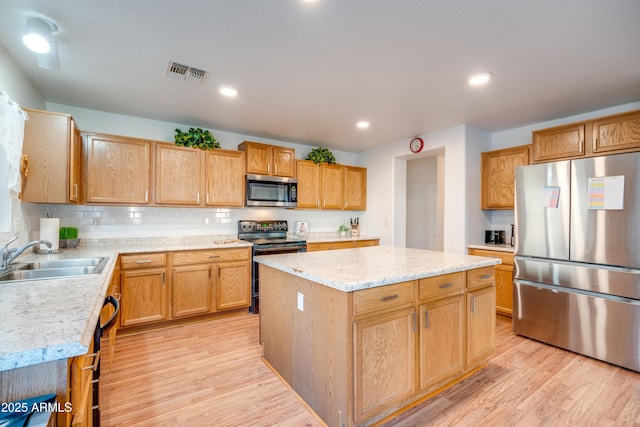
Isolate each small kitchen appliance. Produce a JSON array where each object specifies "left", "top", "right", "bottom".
[
  {"left": 245, "top": 174, "right": 298, "bottom": 208},
  {"left": 238, "top": 220, "right": 307, "bottom": 313},
  {"left": 484, "top": 230, "right": 505, "bottom": 244}
]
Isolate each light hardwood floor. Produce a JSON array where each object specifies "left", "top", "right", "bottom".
[{"left": 101, "top": 314, "right": 640, "bottom": 427}]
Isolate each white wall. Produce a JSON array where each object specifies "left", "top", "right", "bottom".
[{"left": 0, "top": 45, "right": 45, "bottom": 245}]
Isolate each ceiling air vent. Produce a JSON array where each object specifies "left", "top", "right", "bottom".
[{"left": 165, "top": 61, "right": 209, "bottom": 84}]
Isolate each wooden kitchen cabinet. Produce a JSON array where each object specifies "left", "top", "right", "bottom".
[
  {"left": 155, "top": 143, "right": 203, "bottom": 205},
  {"left": 481, "top": 145, "right": 530, "bottom": 209},
  {"left": 306, "top": 239, "right": 379, "bottom": 252},
  {"left": 295, "top": 160, "right": 321, "bottom": 208},
  {"left": 532, "top": 109, "right": 640, "bottom": 163},
  {"left": 21, "top": 108, "right": 82, "bottom": 203},
  {"left": 343, "top": 165, "right": 367, "bottom": 210},
  {"left": 171, "top": 247, "right": 251, "bottom": 318},
  {"left": 204, "top": 149, "right": 245, "bottom": 207},
  {"left": 353, "top": 307, "right": 416, "bottom": 424},
  {"left": 466, "top": 272, "right": 496, "bottom": 368},
  {"left": 532, "top": 122, "right": 586, "bottom": 162},
  {"left": 238, "top": 141, "right": 295, "bottom": 177},
  {"left": 468, "top": 248, "right": 514, "bottom": 316},
  {"left": 84, "top": 133, "right": 152, "bottom": 204},
  {"left": 68, "top": 339, "right": 97, "bottom": 427},
  {"left": 320, "top": 164, "right": 344, "bottom": 209},
  {"left": 119, "top": 253, "right": 168, "bottom": 327},
  {"left": 591, "top": 110, "right": 640, "bottom": 154}
]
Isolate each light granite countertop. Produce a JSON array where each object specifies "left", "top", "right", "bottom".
[
  {"left": 467, "top": 243, "right": 515, "bottom": 253},
  {"left": 254, "top": 245, "right": 501, "bottom": 292},
  {"left": 0, "top": 235, "right": 251, "bottom": 372}
]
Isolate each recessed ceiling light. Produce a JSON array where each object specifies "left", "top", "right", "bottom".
[
  {"left": 356, "top": 121, "right": 370, "bottom": 129},
  {"left": 219, "top": 86, "right": 238, "bottom": 97},
  {"left": 468, "top": 72, "right": 493, "bottom": 86}
]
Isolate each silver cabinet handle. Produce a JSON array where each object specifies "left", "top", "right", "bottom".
[
  {"left": 73, "top": 183, "right": 78, "bottom": 198},
  {"left": 439, "top": 282, "right": 453, "bottom": 289},
  {"left": 471, "top": 295, "right": 476, "bottom": 313},
  {"left": 145, "top": 190, "right": 149, "bottom": 202},
  {"left": 380, "top": 294, "right": 399, "bottom": 302},
  {"left": 424, "top": 310, "right": 429, "bottom": 329},
  {"left": 208, "top": 255, "right": 220, "bottom": 259},
  {"left": 196, "top": 192, "right": 200, "bottom": 203},
  {"left": 480, "top": 274, "right": 491, "bottom": 279},
  {"left": 136, "top": 259, "right": 152, "bottom": 264}
]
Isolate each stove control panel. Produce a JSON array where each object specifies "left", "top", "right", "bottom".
[{"left": 238, "top": 220, "right": 289, "bottom": 233}]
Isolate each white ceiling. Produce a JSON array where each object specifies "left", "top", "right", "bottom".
[{"left": 1, "top": 0, "right": 639, "bottom": 153}]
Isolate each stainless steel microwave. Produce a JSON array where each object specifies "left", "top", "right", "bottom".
[{"left": 246, "top": 174, "right": 298, "bottom": 208}]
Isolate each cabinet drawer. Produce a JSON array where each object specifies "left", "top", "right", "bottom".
[
  {"left": 467, "top": 266, "right": 495, "bottom": 290},
  {"left": 172, "top": 248, "right": 250, "bottom": 265},
  {"left": 419, "top": 272, "right": 464, "bottom": 301},
  {"left": 120, "top": 252, "right": 166, "bottom": 269},
  {"left": 353, "top": 281, "right": 415, "bottom": 316},
  {"left": 468, "top": 249, "right": 514, "bottom": 266},
  {"left": 307, "top": 241, "right": 355, "bottom": 252}
]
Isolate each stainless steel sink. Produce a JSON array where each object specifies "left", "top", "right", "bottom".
[{"left": 0, "top": 257, "right": 108, "bottom": 282}]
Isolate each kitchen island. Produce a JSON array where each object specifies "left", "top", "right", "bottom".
[{"left": 255, "top": 246, "right": 501, "bottom": 427}]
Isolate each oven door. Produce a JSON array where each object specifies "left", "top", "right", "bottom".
[{"left": 250, "top": 244, "right": 306, "bottom": 313}]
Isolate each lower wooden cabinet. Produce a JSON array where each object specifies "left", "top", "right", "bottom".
[
  {"left": 306, "top": 238, "right": 379, "bottom": 252},
  {"left": 354, "top": 307, "right": 416, "bottom": 424},
  {"left": 119, "top": 247, "right": 251, "bottom": 331},
  {"left": 418, "top": 295, "right": 464, "bottom": 391},
  {"left": 68, "top": 342, "right": 98, "bottom": 426},
  {"left": 261, "top": 266, "right": 495, "bottom": 427},
  {"left": 467, "top": 248, "right": 514, "bottom": 316}
]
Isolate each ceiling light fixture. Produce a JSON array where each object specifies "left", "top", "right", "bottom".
[
  {"left": 23, "top": 17, "right": 55, "bottom": 54},
  {"left": 356, "top": 121, "right": 370, "bottom": 129},
  {"left": 468, "top": 72, "right": 493, "bottom": 86},
  {"left": 219, "top": 86, "right": 238, "bottom": 97}
]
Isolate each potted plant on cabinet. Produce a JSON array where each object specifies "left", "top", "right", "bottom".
[
  {"left": 174, "top": 127, "right": 220, "bottom": 150},
  {"left": 338, "top": 224, "right": 349, "bottom": 237},
  {"left": 306, "top": 147, "right": 336, "bottom": 165}
]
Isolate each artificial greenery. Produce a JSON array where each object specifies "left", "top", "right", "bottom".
[
  {"left": 174, "top": 127, "right": 220, "bottom": 150},
  {"left": 338, "top": 224, "right": 350, "bottom": 233},
  {"left": 59, "top": 227, "right": 78, "bottom": 240},
  {"left": 306, "top": 147, "right": 336, "bottom": 165}
]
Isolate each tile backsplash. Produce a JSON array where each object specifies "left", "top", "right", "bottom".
[{"left": 17, "top": 202, "right": 362, "bottom": 240}]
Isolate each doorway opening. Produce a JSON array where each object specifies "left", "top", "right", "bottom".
[{"left": 406, "top": 150, "right": 445, "bottom": 250}]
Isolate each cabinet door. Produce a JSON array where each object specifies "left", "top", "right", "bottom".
[
  {"left": 592, "top": 110, "right": 640, "bottom": 154},
  {"left": 296, "top": 160, "right": 321, "bottom": 208},
  {"left": 155, "top": 144, "right": 202, "bottom": 205},
  {"left": 495, "top": 264, "right": 514, "bottom": 316},
  {"left": 321, "top": 164, "right": 344, "bottom": 209},
  {"left": 120, "top": 267, "right": 167, "bottom": 326},
  {"left": 419, "top": 295, "right": 464, "bottom": 391},
  {"left": 215, "top": 261, "right": 251, "bottom": 311},
  {"left": 344, "top": 166, "right": 367, "bottom": 210},
  {"left": 205, "top": 149, "right": 245, "bottom": 206},
  {"left": 21, "top": 109, "right": 77, "bottom": 203},
  {"left": 355, "top": 239, "right": 379, "bottom": 248},
  {"left": 69, "top": 121, "right": 82, "bottom": 202},
  {"left": 243, "top": 143, "right": 271, "bottom": 175},
  {"left": 85, "top": 134, "right": 151, "bottom": 204},
  {"left": 272, "top": 146, "right": 296, "bottom": 177},
  {"left": 532, "top": 123, "right": 585, "bottom": 162},
  {"left": 353, "top": 307, "right": 416, "bottom": 424},
  {"left": 481, "top": 145, "right": 530, "bottom": 209},
  {"left": 172, "top": 264, "right": 213, "bottom": 318},
  {"left": 466, "top": 286, "right": 496, "bottom": 368}
]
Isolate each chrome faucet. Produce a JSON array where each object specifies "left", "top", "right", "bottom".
[{"left": 1, "top": 237, "right": 53, "bottom": 271}]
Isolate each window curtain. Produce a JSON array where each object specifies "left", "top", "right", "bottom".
[{"left": 0, "top": 90, "right": 28, "bottom": 199}]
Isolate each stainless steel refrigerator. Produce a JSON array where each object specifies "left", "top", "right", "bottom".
[{"left": 514, "top": 151, "right": 640, "bottom": 372}]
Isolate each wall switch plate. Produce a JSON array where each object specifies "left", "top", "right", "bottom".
[{"left": 297, "top": 292, "right": 304, "bottom": 311}]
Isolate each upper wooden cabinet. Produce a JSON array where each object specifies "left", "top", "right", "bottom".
[
  {"left": 343, "top": 165, "right": 367, "bottom": 210},
  {"left": 154, "top": 144, "right": 245, "bottom": 207},
  {"left": 481, "top": 145, "right": 530, "bottom": 209},
  {"left": 592, "top": 110, "right": 640, "bottom": 154},
  {"left": 155, "top": 143, "right": 203, "bottom": 205},
  {"left": 532, "top": 110, "right": 640, "bottom": 163},
  {"left": 296, "top": 160, "right": 367, "bottom": 210},
  {"left": 84, "top": 133, "right": 152, "bottom": 204},
  {"left": 21, "top": 108, "right": 82, "bottom": 203},
  {"left": 238, "top": 141, "right": 295, "bottom": 177},
  {"left": 205, "top": 149, "right": 245, "bottom": 207},
  {"left": 295, "top": 160, "right": 322, "bottom": 208}
]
